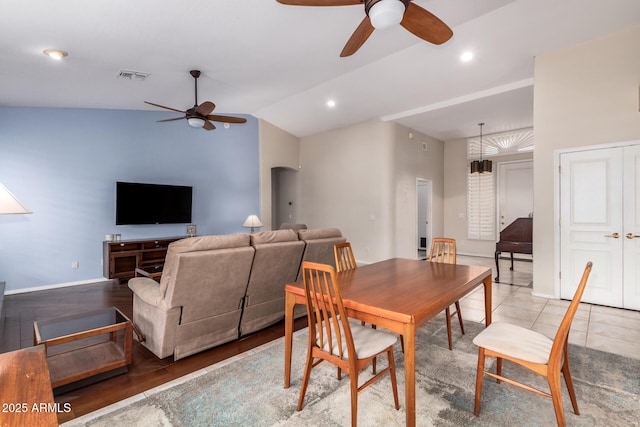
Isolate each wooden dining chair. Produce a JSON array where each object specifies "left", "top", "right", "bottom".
[
  {"left": 428, "top": 237, "right": 464, "bottom": 350},
  {"left": 334, "top": 241, "right": 397, "bottom": 374},
  {"left": 473, "top": 261, "right": 593, "bottom": 427},
  {"left": 297, "top": 261, "right": 400, "bottom": 427},
  {"left": 334, "top": 242, "right": 357, "bottom": 272}
]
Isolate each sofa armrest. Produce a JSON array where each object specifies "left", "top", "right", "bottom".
[{"left": 128, "top": 277, "right": 165, "bottom": 307}]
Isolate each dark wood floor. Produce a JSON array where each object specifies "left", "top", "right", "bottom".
[{"left": 0, "top": 280, "right": 308, "bottom": 424}]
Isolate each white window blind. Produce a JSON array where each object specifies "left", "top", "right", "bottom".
[{"left": 467, "top": 169, "right": 495, "bottom": 240}]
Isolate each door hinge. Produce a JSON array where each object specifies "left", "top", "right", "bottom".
[{"left": 559, "top": 271, "right": 562, "bottom": 280}]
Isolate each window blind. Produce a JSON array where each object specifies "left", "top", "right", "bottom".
[{"left": 467, "top": 169, "right": 495, "bottom": 240}]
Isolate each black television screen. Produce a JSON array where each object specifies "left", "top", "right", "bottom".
[{"left": 115, "top": 182, "right": 192, "bottom": 225}]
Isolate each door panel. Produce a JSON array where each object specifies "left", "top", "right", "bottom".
[
  {"left": 498, "top": 161, "right": 533, "bottom": 231},
  {"left": 560, "top": 149, "right": 623, "bottom": 306},
  {"left": 623, "top": 145, "right": 640, "bottom": 309}
]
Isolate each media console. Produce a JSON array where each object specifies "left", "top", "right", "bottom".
[{"left": 103, "top": 236, "right": 185, "bottom": 282}]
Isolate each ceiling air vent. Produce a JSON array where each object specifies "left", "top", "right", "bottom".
[{"left": 116, "top": 70, "right": 150, "bottom": 81}]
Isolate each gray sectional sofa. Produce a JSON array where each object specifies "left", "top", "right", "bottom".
[{"left": 128, "top": 227, "right": 346, "bottom": 360}]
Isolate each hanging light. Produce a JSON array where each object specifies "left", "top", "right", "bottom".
[{"left": 471, "top": 122, "right": 492, "bottom": 174}]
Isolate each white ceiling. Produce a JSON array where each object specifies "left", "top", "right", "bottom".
[{"left": 1, "top": 0, "right": 639, "bottom": 140}]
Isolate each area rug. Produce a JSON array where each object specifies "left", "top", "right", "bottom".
[{"left": 64, "top": 321, "right": 640, "bottom": 426}]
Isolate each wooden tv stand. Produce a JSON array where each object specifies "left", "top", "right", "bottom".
[{"left": 103, "top": 236, "right": 185, "bottom": 282}]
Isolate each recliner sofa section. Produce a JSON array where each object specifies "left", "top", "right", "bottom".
[
  {"left": 239, "top": 229, "right": 305, "bottom": 336},
  {"left": 128, "top": 234, "right": 254, "bottom": 360},
  {"left": 128, "top": 227, "right": 346, "bottom": 360}
]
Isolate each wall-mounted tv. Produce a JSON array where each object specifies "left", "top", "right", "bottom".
[{"left": 115, "top": 181, "right": 193, "bottom": 225}]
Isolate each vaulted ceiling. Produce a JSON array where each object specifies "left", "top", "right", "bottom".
[{"left": 1, "top": 0, "right": 639, "bottom": 140}]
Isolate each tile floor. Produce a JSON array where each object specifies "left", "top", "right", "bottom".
[{"left": 452, "top": 255, "right": 640, "bottom": 360}]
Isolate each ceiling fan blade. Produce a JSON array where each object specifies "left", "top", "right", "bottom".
[
  {"left": 157, "top": 117, "right": 186, "bottom": 123},
  {"left": 196, "top": 101, "right": 215, "bottom": 116},
  {"left": 144, "top": 101, "right": 187, "bottom": 114},
  {"left": 340, "top": 16, "right": 375, "bottom": 57},
  {"left": 203, "top": 120, "right": 216, "bottom": 131},
  {"left": 206, "top": 115, "right": 247, "bottom": 124},
  {"left": 400, "top": 2, "right": 453, "bottom": 45},
  {"left": 276, "top": 0, "right": 361, "bottom": 5}
]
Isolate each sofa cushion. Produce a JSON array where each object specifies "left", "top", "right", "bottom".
[
  {"left": 250, "top": 229, "right": 299, "bottom": 245},
  {"left": 298, "top": 227, "right": 342, "bottom": 240}
]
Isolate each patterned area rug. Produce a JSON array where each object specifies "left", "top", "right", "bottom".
[{"left": 65, "top": 321, "right": 640, "bottom": 426}]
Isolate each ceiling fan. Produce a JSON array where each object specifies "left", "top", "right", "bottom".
[
  {"left": 276, "top": 0, "right": 453, "bottom": 57},
  {"left": 145, "top": 70, "right": 247, "bottom": 131}
]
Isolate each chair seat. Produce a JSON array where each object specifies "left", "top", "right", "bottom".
[
  {"left": 472, "top": 322, "right": 553, "bottom": 364},
  {"left": 318, "top": 320, "right": 398, "bottom": 360}
]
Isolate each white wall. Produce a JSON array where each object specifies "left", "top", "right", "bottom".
[
  {"left": 533, "top": 25, "right": 640, "bottom": 297},
  {"left": 299, "top": 120, "right": 394, "bottom": 262},
  {"left": 391, "top": 124, "right": 444, "bottom": 259},
  {"left": 299, "top": 119, "right": 444, "bottom": 263},
  {"left": 259, "top": 119, "right": 300, "bottom": 230}
]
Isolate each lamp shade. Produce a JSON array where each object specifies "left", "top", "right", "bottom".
[
  {"left": 0, "top": 183, "right": 31, "bottom": 214},
  {"left": 242, "top": 214, "right": 263, "bottom": 232},
  {"left": 481, "top": 159, "right": 493, "bottom": 174}
]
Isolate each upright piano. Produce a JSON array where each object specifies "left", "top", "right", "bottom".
[{"left": 495, "top": 217, "right": 532, "bottom": 282}]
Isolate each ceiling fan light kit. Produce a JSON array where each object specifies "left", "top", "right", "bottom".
[
  {"left": 367, "top": 0, "right": 408, "bottom": 30},
  {"left": 187, "top": 117, "right": 205, "bottom": 128}
]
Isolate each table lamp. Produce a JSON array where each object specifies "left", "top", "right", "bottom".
[{"left": 242, "top": 214, "right": 263, "bottom": 233}]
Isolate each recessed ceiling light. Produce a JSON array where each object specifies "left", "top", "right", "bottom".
[
  {"left": 326, "top": 100, "right": 336, "bottom": 108},
  {"left": 460, "top": 51, "right": 474, "bottom": 62},
  {"left": 43, "top": 49, "right": 68, "bottom": 60}
]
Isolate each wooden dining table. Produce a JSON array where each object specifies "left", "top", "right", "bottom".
[{"left": 283, "top": 257, "right": 493, "bottom": 427}]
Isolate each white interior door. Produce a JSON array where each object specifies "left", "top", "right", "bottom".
[
  {"left": 623, "top": 145, "right": 640, "bottom": 309},
  {"left": 498, "top": 161, "right": 533, "bottom": 232},
  {"left": 560, "top": 148, "right": 624, "bottom": 306}
]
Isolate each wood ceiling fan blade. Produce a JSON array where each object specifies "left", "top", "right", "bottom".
[
  {"left": 203, "top": 120, "right": 216, "bottom": 130},
  {"left": 276, "top": 0, "right": 362, "bottom": 6},
  {"left": 206, "top": 115, "right": 247, "bottom": 124},
  {"left": 340, "top": 16, "right": 375, "bottom": 57},
  {"left": 144, "top": 101, "right": 187, "bottom": 114},
  {"left": 400, "top": 2, "right": 453, "bottom": 45},
  {"left": 196, "top": 101, "right": 215, "bottom": 116},
  {"left": 157, "top": 117, "right": 186, "bottom": 123}
]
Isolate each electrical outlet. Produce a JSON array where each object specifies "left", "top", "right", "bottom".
[{"left": 72, "top": 261, "right": 79, "bottom": 269}]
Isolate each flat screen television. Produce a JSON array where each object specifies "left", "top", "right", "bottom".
[{"left": 115, "top": 182, "right": 193, "bottom": 225}]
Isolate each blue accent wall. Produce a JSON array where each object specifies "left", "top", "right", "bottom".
[{"left": 0, "top": 106, "right": 259, "bottom": 292}]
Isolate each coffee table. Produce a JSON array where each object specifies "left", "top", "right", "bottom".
[{"left": 33, "top": 307, "right": 132, "bottom": 391}]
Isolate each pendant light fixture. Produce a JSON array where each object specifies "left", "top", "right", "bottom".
[{"left": 470, "top": 122, "right": 492, "bottom": 174}]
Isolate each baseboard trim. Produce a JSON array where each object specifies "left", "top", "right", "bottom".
[{"left": 4, "top": 278, "right": 110, "bottom": 295}]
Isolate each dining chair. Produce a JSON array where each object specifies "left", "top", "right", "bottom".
[
  {"left": 334, "top": 242, "right": 357, "bottom": 272},
  {"left": 428, "top": 237, "right": 464, "bottom": 350},
  {"left": 297, "top": 261, "right": 400, "bottom": 427},
  {"left": 473, "top": 261, "right": 593, "bottom": 427},
  {"left": 334, "top": 241, "right": 403, "bottom": 372}
]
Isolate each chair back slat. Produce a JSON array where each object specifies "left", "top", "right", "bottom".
[
  {"left": 429, "top": 238, "right": 456, "bottom": 264},
  {"left": 549, "top": 261, "right": 593, "bottom": 368},
  {"left": 302, "top": 261, "right": 354, "bottom": 360},
  {"left": 334, "top": 242, "right": 357, "bottom": 272}
]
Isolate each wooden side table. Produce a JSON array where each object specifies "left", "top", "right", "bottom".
[{"left": 0, "top": 346, "right": 58, "bottom": 426}]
